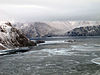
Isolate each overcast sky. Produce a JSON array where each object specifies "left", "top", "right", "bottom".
[{"left": 0, "top": 0, "right": 100, "bottom": 22}]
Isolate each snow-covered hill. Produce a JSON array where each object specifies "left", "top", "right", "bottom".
[
  {"left": 14, "top": 21, "right": 100, "bottom": 38},
  {"left": 66, "top": 25, "right": 100, "bottom": 36},
  {"left": 0, "top": 21, "right": 36, "bottom": 50}
]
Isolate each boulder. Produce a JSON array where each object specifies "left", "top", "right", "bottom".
[{"left": 36, "top": 40, "right": 45, "bottom": 44}]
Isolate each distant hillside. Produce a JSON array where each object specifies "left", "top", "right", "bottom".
[
  {"left": 66, "top": 25, "right": 100, "bottom": 36},
  {"left": 14, "top": 21, "right": 100, "bottom": 38}
]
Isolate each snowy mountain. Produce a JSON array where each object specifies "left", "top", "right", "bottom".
[
  {"left": 0, "top": 21, "right": 36, "bottom": 50},
  {"left": 14, "top": 21, "right": 100, "bottom": 38},
  {"left": 66, "top": 25, "right": 100, "bottom": 36}
]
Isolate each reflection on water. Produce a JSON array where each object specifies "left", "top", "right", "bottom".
[{"left": 0, "top": 37, "right": 100, "bottom": 75}]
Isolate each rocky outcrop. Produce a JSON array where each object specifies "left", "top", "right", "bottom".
[
  {"left": 66, "top": 25, "right": 100, "bottom": 36},
  {"left": 35, "top": 40, "right": 45, "bottom": 44},
  {"left": 0, "top": 44, "right": 6, "bottom": 50},
  {"left": 0, "top": 21, "right": 36, "bottom": 49}
]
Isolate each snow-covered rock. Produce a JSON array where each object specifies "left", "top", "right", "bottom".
[
  {"left": 0, "top": 43, "right": 6, "bottom": 50},
  {"left": 66, "top": 25, "right": 100, "bottom": 36},
  {"left": 0, "top": 21, "right": 36, "bottom": 49}
]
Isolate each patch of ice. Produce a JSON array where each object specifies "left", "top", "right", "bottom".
[
  {"left": 41, "top": 48, "right": 75, "bottom": 56},
  {"left": 91, "top": 57, "right": 100, "bottom": 65},
  {"left": 71, "top": 44, "right": 100, "bottom": 51},
  {"left": 39, "top": 40, "right": 68, "bottom": 45}
]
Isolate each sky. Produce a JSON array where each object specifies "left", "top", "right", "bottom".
[{"left": 0, "top": 0, "right": 100, "bottom": 22}]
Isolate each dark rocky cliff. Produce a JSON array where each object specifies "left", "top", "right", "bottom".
[
  {"left": 0, "top": 22, "right": 36, "bottom": 49},
  {"left": 66, "top": 25, "right": 100, "bottom": 36}
]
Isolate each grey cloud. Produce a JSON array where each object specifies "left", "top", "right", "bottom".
[{"left": 0, "top": 0, "right": 100, "bottom": 22}]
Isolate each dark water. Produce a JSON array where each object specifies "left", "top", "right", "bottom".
[{"left": 0, "top": 37, "right": 100, "bottom": 75}]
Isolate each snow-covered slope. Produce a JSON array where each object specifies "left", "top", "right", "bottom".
[
  {"left": 66, "top": 25, "right": 100, "bottom": 36},
  {"left": 14, "top": 21, "right": 100, "bottom": 38},
  {"left": 0, "top": 21, "right": 36, "bottom": 49}
]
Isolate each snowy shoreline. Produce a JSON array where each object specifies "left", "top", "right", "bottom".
[{"left": 0, "top": 47, "right": 32, "bottom": 56}]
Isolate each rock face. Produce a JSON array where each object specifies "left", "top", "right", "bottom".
[
  {"left": 35, "top": 40, "right": 45, "bottom": 44},
  {"left": 66, "top": 25, "right": 100, "bottom": 36},
  {"left": 0, "top": 22, "right": 36, "bottom": 49},
  {"left": 0, "top": 44, "right": 6, "bottom": 50},
  {"left": 21, "top": 22, "right": 54, "bottom": 38},
  {"left": 14, "top": 21, "right": 100, "bottom": 38}
]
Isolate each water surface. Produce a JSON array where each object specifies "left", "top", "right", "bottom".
[{"left": 0, "top": 37, "right": 100, "bottom": 75}]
